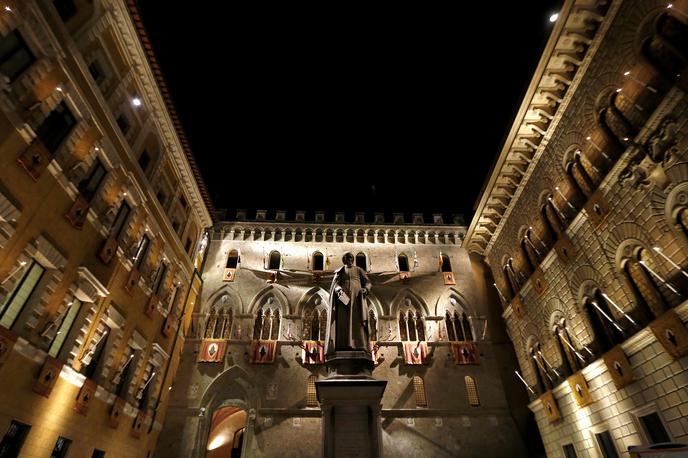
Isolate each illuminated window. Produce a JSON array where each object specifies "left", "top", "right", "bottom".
[
  {"left": 48, "top": 299, "right": 82, "bottom": 357},
  {"left": 306, "top": 375, "right": 318, "bottom": 407},
  {"left": 0, "top": 260, "right": 45, "bottom": 329},
  {"left": 465, "top": 376, "right": 480, "bottom": 406},
  {"left": 413, "top": 376, "right": 427, "bottom": 407}
]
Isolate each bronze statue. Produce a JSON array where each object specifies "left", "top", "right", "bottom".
[{"left": 325, "top": 252, "right": 373, "bottom": 356}]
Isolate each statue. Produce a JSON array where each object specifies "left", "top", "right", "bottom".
[{"left": 325, "top": 252, "right": 373, "bottom": 357}]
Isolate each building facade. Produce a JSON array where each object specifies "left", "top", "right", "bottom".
[
  {"left": 154, "top": 212, "right": 537, "bottom": 458},
  {"left": 466, "top": 0, "right": 688, "bottom": 457},
  {"left": 0, "top": 1, "right": 211, "bottom": 457}
]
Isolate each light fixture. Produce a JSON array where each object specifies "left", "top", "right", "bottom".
[
  {"left": 94, "top": 146, "right": 99, "bottom": 151},
  {"left": 132, "top": 97, "right": 142, "bottom": 107},
  {"left": 623, "top": 137, "right": 629, "bottom": 141},
  {"left": 4, "top": 6, "right": 11, "bottom": 12},
  {"left": 56, "top": 86, "right": 63, "bottom": 92},
  {"left": 615, "top": 88, "right": 622, "bottom": 93},
  {"left": 586, "top": 136, "right": 591, "bottom": 140},
  {"left": 123, "top": 192, "right": 128, "bottom": 196},
  {"left": 623, "top": 71, "right": 630, "bottom": 76},
  {"left": 668, "top": 3, "right": 673, "bottom": 8},
  {"left": 549, "top": 13, "right": 559, "bottom": 22}
]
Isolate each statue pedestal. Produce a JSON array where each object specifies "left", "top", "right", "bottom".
[{"left": 316, "top": 351, "right": 387, "bottom": 458}]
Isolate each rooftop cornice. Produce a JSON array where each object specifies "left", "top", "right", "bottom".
[
  {"left": 465, "top": 0, "right": 615, "bottom": 256},
  {"left": 117, "top": 0, "right": 214, "bottom": 225}
]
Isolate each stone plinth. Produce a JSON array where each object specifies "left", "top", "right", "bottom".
[{"left": 316, "top": 351, "right": 387, "bottom": 458}]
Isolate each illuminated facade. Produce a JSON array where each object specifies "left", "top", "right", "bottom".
[
  {"left": 154, "top": 212, "right": 536, "bottom": 458},
  {"left": 0, "top": 0, "right": 211, "bottom": 456},
  {"left": 466, "top": 0, "right": 688, "bottom": 456}
]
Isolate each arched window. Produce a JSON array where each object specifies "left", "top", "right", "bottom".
[
  {"left": 567, "top": 151, "right": 595, "bottom": 198},
  {"left": 584, "top": 290, "right": 625, "bottom": 353},
  {"left": 445, "top": 311, "right": 456, "bottom": 341},
  {"left": 503, "top": 259, "right": 520, "bottom": 296},
  {"left": 310, "top": 310, "right": 321, "bottom": 341},
  {"left": 253, "top": 302, "right": 281, "bottom": 341},
  {"left": 520, "top": 238, "right": 536, "bottom": 273},
  {"left": 205, "top": 309, "right": 217, "bottom": 338},
  {"left": 368, "top": 310, "right": 377, "bottom": 341},
  {"left": 398, "top": 253, "right": 410, "bottom": 272},
  {"left": 413, "top": 376, "right": 427, "bottom": 407},
  {"left": 268, "top": 251, "right": 281, "bottom": 270},
  {"left": 356, "top": 252, "right": 368, "bottom": 271},
  {"left": 440, "top": 254, "right": 452, "bottom": 272},
  {"left": 398, "top": 312, "right": 408, "bottom": 341},
  {"left": 529, "top": 343, "right": 552, "bottom": 394},
  {"left": 461, "top": 313, "right": 473, "bottom": 341},
  {"left": 465, "top": 376, "right": 480, "bottom": 406},
  {"left": 312, "top": 251, "right": 324, "bottom": 271},
  {"left": 622, "top": 250, "right": 667, "bottom": 323},
  {"left": 553, "top": 321, "right": 582, "bottom": 376},
  {"left": 522, "top": 229, "right": 542, "bottom": 266},
  {"left": 226, "top": 250, "right": 239, "bottom": 268},
  {"left": 218, "top": 309, "right": 233, "bottom": 339},
  {"left": 307, "top": 375, "right": 318, "bottom": 407},
  {"left": 542, "top": 199, "right": 565, "bottom": 239}
]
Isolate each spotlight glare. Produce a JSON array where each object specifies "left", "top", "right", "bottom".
[{"left": 549, "top": 13, "right": 559, "bottom": 22}]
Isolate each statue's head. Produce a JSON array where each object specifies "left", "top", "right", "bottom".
[{"left": 342, "top": 252, "right": 354, "bottom": 266}]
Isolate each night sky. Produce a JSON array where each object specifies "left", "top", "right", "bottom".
[{"left": 137, "top": 2, "right": 563, "bottom": 222}]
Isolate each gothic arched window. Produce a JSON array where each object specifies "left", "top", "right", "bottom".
[
  {"left": 584, "top": 290, "right": 625, "bottom": 354},
  {"left": 622, "top": 249, "right": 667, "bottom": 323},
  {"left": 368, "top": 310, "right": 377, "bottom": 341}
]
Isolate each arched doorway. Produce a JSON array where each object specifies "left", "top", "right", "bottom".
[{"left": 206, "top": 405, "right": 247, "bottom": 458}]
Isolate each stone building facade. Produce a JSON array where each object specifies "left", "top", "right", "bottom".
[
  {"left": 465, "top": 0, "right": 688, "bottom": 457},
  {"left": 154, "top": 212, "right": 536, "bottom": 458},
  {"left": 0, "top": 1, "right": 211, "bottom": 457}
]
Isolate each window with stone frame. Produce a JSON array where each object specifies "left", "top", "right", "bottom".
[
  {"left": 306, "top": 374, "right": 318, "bottom": 407},
  {"left": 110, "top": 201, "right": 131, "bottom": 242},
  {"left": 79, "top": 324, "right": 111, "bottom": 379},
  {"left": 465, "top": 376, "right": 480, "bottom": 406},
  {"left": 77, "top": 158, "right": 107, "bottom": 202},
  {"left": 439, "top": 253, "right": 452, "bottom": 273},
  {"left": 268, "top": 250, "right": 281, "bottom": 270},
  {"left": 0, "top": 260, "right": 46, "bottom": 329},
  {"left": 225, "top": 249, "right": 240, "bottom": 270},
  {"left": 35, "top": 101, "right": 77, "bottom": 153},
  {"left": 553, "top": 321, "right": 583, "bottom": 376},
  {"left": 47, "top": 298, "right": 82, "bottom": 358},
  {"left": 413, "top": 376, "right": 427, "bottom": 407},
  {"left": 566, "top": 150, "right": 595, "bottom": 198},
  {"left": 528, "top": 342, "right": 554, "bottom": 394},
  {"left": 621, "top": 247, "right": 668, "bottom": 323},
  {"left": 132, "top": 234, "right": 150, "bottom": 269},
  {"left": 312, "top": 251, "right": 324, "bottom": 271},
  {"left": 0, "top": 30, "right": 36, "bottom": 81},
  {"left": 397, "top": 253, "right": 410, "bottom": 272},
  {"left": 584, "top": 289, "right": 625, "bottom": 353}
]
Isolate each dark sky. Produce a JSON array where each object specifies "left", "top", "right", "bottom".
[{"left": 137, "top": 2, "right": 563, "bottom": 222}]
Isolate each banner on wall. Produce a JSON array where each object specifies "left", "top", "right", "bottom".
[
  {"left": 197, "top": 339, "right": 227, "bottom": 363},
  {"left": 250, "top": 340, "right": 277, "bottom": 364},
  {"left": 402, "top": 341, "right": 428, "bottom": 365}
]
